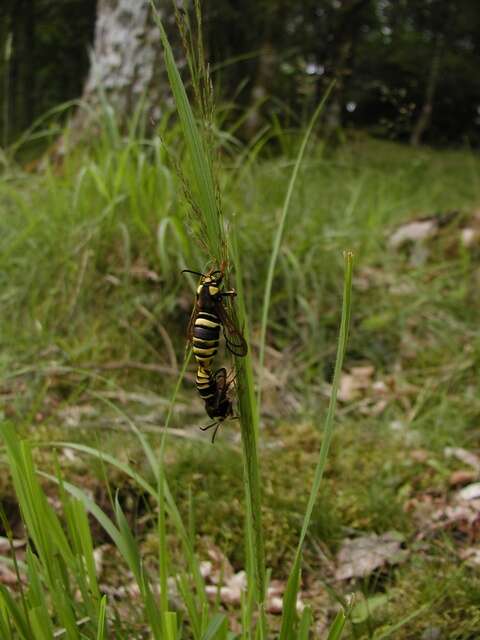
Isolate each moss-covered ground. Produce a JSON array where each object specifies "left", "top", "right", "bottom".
[{"left": 1, "top": 132, "right": 480, "bottom": 637}]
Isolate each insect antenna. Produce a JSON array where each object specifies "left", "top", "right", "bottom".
[{"left": 182, "top": 269, "right": 205, "bottom": 277}]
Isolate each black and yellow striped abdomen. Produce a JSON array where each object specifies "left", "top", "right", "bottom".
[
  {"left": 195, "top": 366, "right": 216, "bottom": 401},
  {"left": 192, "top": 311, "right": 221, "bottom": 367}
]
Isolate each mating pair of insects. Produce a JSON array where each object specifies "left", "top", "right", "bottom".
[{"left": 183, "top": 267, "right": 247, "bottom": 442}]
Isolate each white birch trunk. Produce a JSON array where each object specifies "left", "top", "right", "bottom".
[{"left": 71, "top": 0, "right": 180, "bottom": 135}]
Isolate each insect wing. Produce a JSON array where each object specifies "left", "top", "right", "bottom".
[
  {"left": 186, "top": 303, "right": 199, "bottom": 344},
  {"left": 213, "top": 367, "right": 228, "bottom": 394},
  {"left": 207, "top": 367, "right": 226, "bottom": 412},
  {"left": 215, "top": 300, "right": 248, "bottom": 357}
]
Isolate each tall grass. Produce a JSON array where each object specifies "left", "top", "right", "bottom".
[
  {"left": 153, "top": 7, "right": 267, "bottom": 617},
  {"left": 153, "top": 5, "right": 353, "bottom": 637},
  {"left": 2, "top": 1, "right": 479, "bottom": 630},
  {"left": 0, "top": 7, "right": 355, "bottom": 639},
  {"left": 1, "top": 69, "right": 480, "bottom": 638}
]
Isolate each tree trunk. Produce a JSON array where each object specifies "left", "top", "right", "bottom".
[
  {"left": 410, "top": 35, "right": 442, "bottom": 147},
  {"left": 323, "top": 0, "right": 372, "bottom": 137},
  {"left": 243, "top": 41, "right": 276, "bottom": 138},
  {"left": 69, "top": 0, "right": 181, "bottom": 139}
]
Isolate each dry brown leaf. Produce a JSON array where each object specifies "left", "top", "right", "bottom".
[
  {"left": 205, "top": 544, "right": 234, "bottom": 584},
  {"left": 361, "top": 399, "right": 388, "bottom": 417},
  {"left": 266, "top": 596, "right": 284, "bottom": 614},
  {"left": 129, "top": 260, "right": 160, "bottom": 282},
  {"left": 335, "top": 532, "right": 408, "bottom": 581},
  {"left": 338, "top": 365, "right": 375, "bottom": 402},
  {"left": 202, "top": 563, "right": 305, "bottom": 615},
  {"left": 410, "top": 449, "right": 430, "bottom": 463},
  {"left": 266, "top": 580, "right": 304, "bottom": 615},
  {"left": 388, "top": 219, "right": 438, "bottom": 249},
  {"left": 457, "top": 483, "right": 480, "bottom": 501},
  {"left": 205, "top": 570, "right": 247, "bottom": 605},
  {"left": 0, "top": 537, "right": 26, "bottom": 553},
  {"left": 459, "top": 547, "right": 480, "bottom": 566},
  {"left": 444, "top": 447, "right": 480, "bottom": 472},
  {"left": 449, "top": 470, "right": 478, "bottom": 487},
  {"left": 57, "top": 404, "right": 97, "bottom": 428},
  {"left": 461, "top": 227, "right": 480, "bottom": 247},
  {"left": 200, "top": 560, "right": 213, "bottom": 579},
  {"left": 0, "top": 564, "right": 20, "bottom": 585},
  {"left": 93, "top": 544, "right": 113, "bottom": 576}
]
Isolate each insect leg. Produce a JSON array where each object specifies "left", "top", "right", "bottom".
[
  {"left": 200, "top": 421, "right": 217, "bottom": 432},
  {"left": 211, "top": 423, "right": 221, "bottom": 443}
]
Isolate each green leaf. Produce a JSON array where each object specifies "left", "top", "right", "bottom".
[
  {"left": 0, "top": 585, "right": 31, "bottom": 639},
  {"left": 96, "top": 596, "right": 107, "bottom": 640},
  {"left": 152, "top": 4, "right": 223, "bottom": 261},
  {"left": 351, "top": 594, "right": 389, "bottom": 624},
  {"left": 164, "top": 611, "right": 178, "bottom": 640},
  {"left": 278, "top": 561, "right": 301, "bottom": 640},
  {"left": 257, "top": 83, "right": 334, "bottom": 410},
  {"left": 202, "top": 613, "right": 228, "bottom": 640},
  {"left": 298, "top": 606, "right": 312, "bottom": 640},
  {"left": 280, "top": 252, "right": 354, "bottom": 640},
  {"left": 326, "top": 609, "right": 347, "bottom": 640}
]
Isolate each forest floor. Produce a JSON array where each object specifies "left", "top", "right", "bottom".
[{"left": 1, "top": 133, "right": 480, "bottom": 638}]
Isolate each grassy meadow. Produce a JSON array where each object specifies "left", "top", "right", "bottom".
[{"left": 1, "top": 104, "right": 480, "bottom": 639}]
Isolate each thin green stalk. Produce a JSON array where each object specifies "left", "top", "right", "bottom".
[
  {"left": 231, "top": 226, "right": 266, "bottom": 607},
  {"left": 298, "top": 252, "right": 352, "bottom": 547},
  {"left": 279, "top": 251, "right": 353, "bottom": 640},
  {"left": 153, "top": 5, "right": 267, "bottom": 618},
  {"left": 158, "top": 349, "right": 194, "bottom": 620},
  {"left": 96, "top": 595, "right": 107, "bottom": 640},
  {"left": 257, "top": 82, "right": 334, "bottom": 417}
]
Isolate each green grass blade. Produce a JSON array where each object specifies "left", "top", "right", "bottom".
[
  {"left": 298, "top": 606, "right": 313, "bottom": 640},
  {"left": 52, "top": 440, "right": 206, "bottom": 609},
  {"left": 25, "top": 549, "right": 54, "bottom": 638},
  {"left": 114, "top": 493, "right": 142, "bottom": 583},
  {"left": 164, "top": 611, "right": 178, "bottom": 640},
  {"left": 86, "top": 392, "right": 159, "bottom": 477},
  {"left": 202, "top": 613, "right": 228, "bottom": 640},
  {"left": 0, "top": 584, "right": 31, "bottom": 639},
  {"left": 299, "top": 251, "right": 353, "bottom": 547},
  {"left": 278, "top": 561, "right": 301, "bottom": 640},
  {"left": 152, "top": 5, "right": 223, "bottom": 261},
  {"left": 374, "top": 602, "right": 431, "bottom": 639},
  {"left": 279, "top": 252, "right": 353, "bottom": 639},
  {"left": 38, "top": 472, "right": 125, "bottom": 556},
  {"left": 70, "top": 499, "right": 101, "bottom": 600},
  {"left": 49, "top": 442, "right": 156, "bottom": 495},
  {"left": 0, "top": 603, "right": 11, "bottom": 640},
  {"left": 254, "top": 605, "right": 267, "bottom": 640},
  {"left": 114, "top": 495, "right": 162, "bottom": 640},
  {"left": 231, "top": 227, "right": 266, "bottom": 606},
  {"left": 326, "top": 609, "right": 347, "bottom": 640},
  {"left": 86, "top": 354, "right": 207, "bottom": 610},
  {"left": 177, "top": 572, "right": 202, "bottom": 640},
  {"left": 1, "top": 424, "right": 74, "bottom": 571},
  {"left": 158, "top": 468, "right": 169, "bottom": 619},
  {"left": 257, "top": 83, "right": 334, "bottom": 413},
  {"left": 29, "top": 607, "right": 55, "bottom": 640},
  {"left": 96, "top": 595, "right": 107, "bottom": 640}
]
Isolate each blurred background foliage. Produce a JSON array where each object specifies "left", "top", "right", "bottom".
[{"left": 1, "top": 0, "right": 480, "bottom": 148}]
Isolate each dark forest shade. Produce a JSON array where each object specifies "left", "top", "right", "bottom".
[
  {"left": 0, "top": 0, "right": 96, "bottom": 142},
  {"left": 1, "top": 0, "right": 480, "bottom": 147}
]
